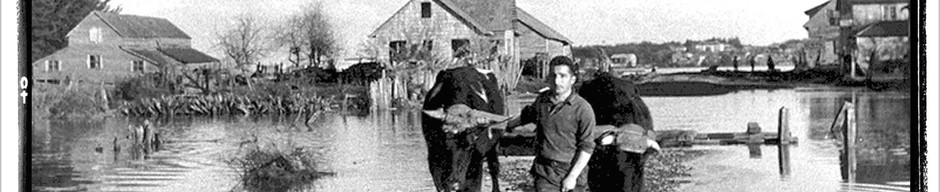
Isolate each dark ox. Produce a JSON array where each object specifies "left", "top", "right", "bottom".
[
  {"left": 422, "top": 66, "right": 505, "bottom": 192},
  {"left": 578, "top": 72, "right": 654, "bottom": 192}
]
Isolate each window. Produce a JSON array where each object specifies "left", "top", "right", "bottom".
[
  {"left": 389, "top": 41, "right": 407, "bottom": 62},
  {"left": 88, "top": 55, "right": 101, "bottom": 69},
  {"left": 46, "top": 60, "right": 60, "bottom": 71},
  {"left": 489, "top": 40, "right": 502, "bottom": 54},
  {"left": 89, "top": 27, "right": 102, "bottom": 43},
  {"left": 421, "top": 2, "right": 431, "bottom": 18},
  {"left": 423, "top": 40, "right": 433, "bottom": 51},
  {"left": 132, "top": 60, "right": 145, "bottom": 72},
  {"left": 827, "top": 10, "right": 838, "bottom": 26},
  {"left": 451, "top": 39, "right": 470, "bottom": 58},
  {"left": 884, "top": 5, "right": 897, "bottom": 20}
]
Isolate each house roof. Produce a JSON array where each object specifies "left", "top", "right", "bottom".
[
  {"left": 804, "top": 1, "right": 829, "bottom": 16},
  {"left": 847, "top": 0, "right": 908, "bottom": 4},
  {"left": 122, "top": 47, "right": 218, "bottom": 65},
  {"left": 855, "top": 20, "right": 908, "bottom": 37},
  {"left": 444, "top": 0, "right": 515, "bottom": 31},
  {"left": 434, "top": 0, "right": 493, "bottom": 34},
  {"left": 92, "top": 11, "right": 191, "bottom": 39},
  {"left": 515, "top": 8, "right": 572, "bottom": 45},
  {"left": 159, "top": 48, "right": 219, "bottom": 63},
  {"left": 122, "top": 48, "right": 172, "bottom": 66},
  {"left": 370, "top": 0, "right": 571, "bottom": 44}
]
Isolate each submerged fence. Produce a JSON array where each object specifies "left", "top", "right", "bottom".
[{"left": 369, "top": 70, "right": 435, "bottom": 110}]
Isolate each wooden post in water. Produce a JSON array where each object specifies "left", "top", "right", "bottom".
[
  {"left": 844, "top": 102, "right": 857, "bottom": 182},
  {"left": 778, "top": 107, "right": 791, "bottom": 144},
  {"left": 778, "top": 142, "right": 792, "bottom": 178},
  {"left": 778, "top": 107, "right": 792, "bottom": 177}
]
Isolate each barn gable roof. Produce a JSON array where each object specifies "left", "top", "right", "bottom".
[
  {"left": 855, "top": 20, "right": 908, "bottom": 37},
  {"left": 159, "top": 48, "right": 219, "bottom": 63},
  {"left": 370, "top": 0, "right": 571, "bottom": 44},
  {"left": 370, "top": 0, "right": 491, "bottom": 37},
  {"left": 122, "top": 47, "right": 218, "bottom": 65},
  {"left": 515, "top": 8, "right": 572, "bottom": 45},
  {"left": 121, "top": 48, "right": 172, "bottom": 66},
  {"left": 87, "top": 11, "right": 191, "bottom": 39},
  {"left": 804, "top": 1, "right": 829, "bottom": 16}
]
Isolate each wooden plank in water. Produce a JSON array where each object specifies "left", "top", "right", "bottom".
[{"left": 499, "top": 129, "right": 799, "bottom": 156}]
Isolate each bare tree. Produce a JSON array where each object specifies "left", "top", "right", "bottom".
[
  {"left": 275, "top": 2, "right": 337, "bottom": 69},
  {"left": 216, "top": 14, "right": 270, "bottom": 72}
]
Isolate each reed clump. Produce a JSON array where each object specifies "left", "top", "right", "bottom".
[
  {"left": 226, "top": 140, "right": 334, "bottom": 192},
  {"left": 118, "top": 93, "right": 334, "bottom": 117}
]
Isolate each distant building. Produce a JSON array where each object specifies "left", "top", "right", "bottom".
[
  {"left": 32, "top": 11, "right": 219, "bottom": 85},
  {"left": 368, "top": 0, "right": 572, "bottom": 67},
  {"left": 832, "top": 0, "right": 910, "bottom": 79},
  {"left": 802, "top": 1, "right": 841, "bottom": 66},
  {"left": 610, "top": 54, "right": 637, "bottom": 67},
  {"left": 693, "top": 41, "right": 728, "bottom": 53}
]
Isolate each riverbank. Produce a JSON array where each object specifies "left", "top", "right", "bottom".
[
  {"left": 489, "top": 149, "right": 708, "bottom": 192},
  {"left": 633, "top": 67, "right": 909, "bottom": 92},
  {"left": 513, "top": 67, "right": 908, "bottom": 96}
]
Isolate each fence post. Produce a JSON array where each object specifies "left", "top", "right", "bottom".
[
  {"left": 844, "top": 102, "right": 857, "bottom": 182},
  {"left": 778, "top": 107, "right": 791, "bottom": 144},
  {"left": 778, "top": 107, "right": 792, "bottom": 177}
]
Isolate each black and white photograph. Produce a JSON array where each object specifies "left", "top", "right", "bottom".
[{"left": 7, "top": 0, "right": 929, "bottom": 191}]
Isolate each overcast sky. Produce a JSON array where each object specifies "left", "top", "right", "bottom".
[{"left": 109, "top": 0, "right": 825, "bottom": 63}]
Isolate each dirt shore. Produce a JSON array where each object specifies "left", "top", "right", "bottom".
[{"left": 485, "top": 148, "right": 709, "bottom": 192}]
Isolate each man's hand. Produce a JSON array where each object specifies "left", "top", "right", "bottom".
[{"left": 561, "top": 175, "right": 577, "bottom": 192}]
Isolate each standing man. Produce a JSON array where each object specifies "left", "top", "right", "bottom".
[
  {"left": 749, "top": 54, "right": 757, "bottom": 72},
  {"left": 732, "top": 55, "right": 739, "bottom": 72},
  {"left": 508, "top": 56, "right": 596, "bottom": 192},
  {"left": 767, "top": 54, "right": 776, "bottom": 72}
]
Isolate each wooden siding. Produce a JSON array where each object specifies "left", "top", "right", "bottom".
[
  {"left": 804, "top": 1, "right": 840, "bottom": 39},
  {"left": 515, "top": 21, "right": 568, "bottom": 60},
  {"left": 371, "top": 0, "right": 482, "bottom": 62},
  {"left": 67, "top": 14, "right": 191, "bottom": 48},
  {"left": 851, "top": 3, "right": 909, "bottom": 26},
  {"left": 32, "top": 45, "right": 161, "bottom": 84}
]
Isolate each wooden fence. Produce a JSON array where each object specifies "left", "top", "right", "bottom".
[{"left": 369, "top": 70, "right": 436, "bottom": 110}]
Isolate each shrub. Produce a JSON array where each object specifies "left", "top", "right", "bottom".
[
  {"left": 112, "top": 73, "right": 179, "bottom": 101},
  {"left": 33, "top": 84, "right": 109, "bottom": 119},
  {"left": 226, "top": 139, "right": 334, "bottom": 192}
]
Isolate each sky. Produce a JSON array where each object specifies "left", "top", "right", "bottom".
[{"left": 109, "top": 0, "right": 826, "bottom": 65}]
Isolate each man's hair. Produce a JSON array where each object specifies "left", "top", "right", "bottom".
[{"left": 548, "top": 56, "right": 578, "bottom": 76}]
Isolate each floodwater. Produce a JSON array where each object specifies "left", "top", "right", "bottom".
[
  {"left": 643, "top": 88, "right": 911, "bottom": 192},
  {"left": 31, "top": 87, "right": 910, "bottom": 192}
]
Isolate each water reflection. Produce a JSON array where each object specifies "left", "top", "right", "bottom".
[{"left": 646, "top": 88, "right": 909, "bottom": 191}]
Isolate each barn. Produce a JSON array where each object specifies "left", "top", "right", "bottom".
[
  {"left": 32, "top": 11, "right": 219, "bottom": 85},
  {"left": 368, "top": 0, "right": 572, "bottom": 67}
]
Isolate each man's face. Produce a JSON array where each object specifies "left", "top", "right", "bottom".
[{"left": 548, "top": 65, "right": 576, "bottom": 95}]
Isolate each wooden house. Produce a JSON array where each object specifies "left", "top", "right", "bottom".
[
  {"left": 803, "top": 1, "right": 841, "bottom": 66},
  {"left": 368, "top": 0, "right": 572, "bottom": 66},
  {"left": 32, "top": 11, "right": 219, "bottom": 85},
  {"left": 803, "top": 0, "right": 909, "bottom": 78}
]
